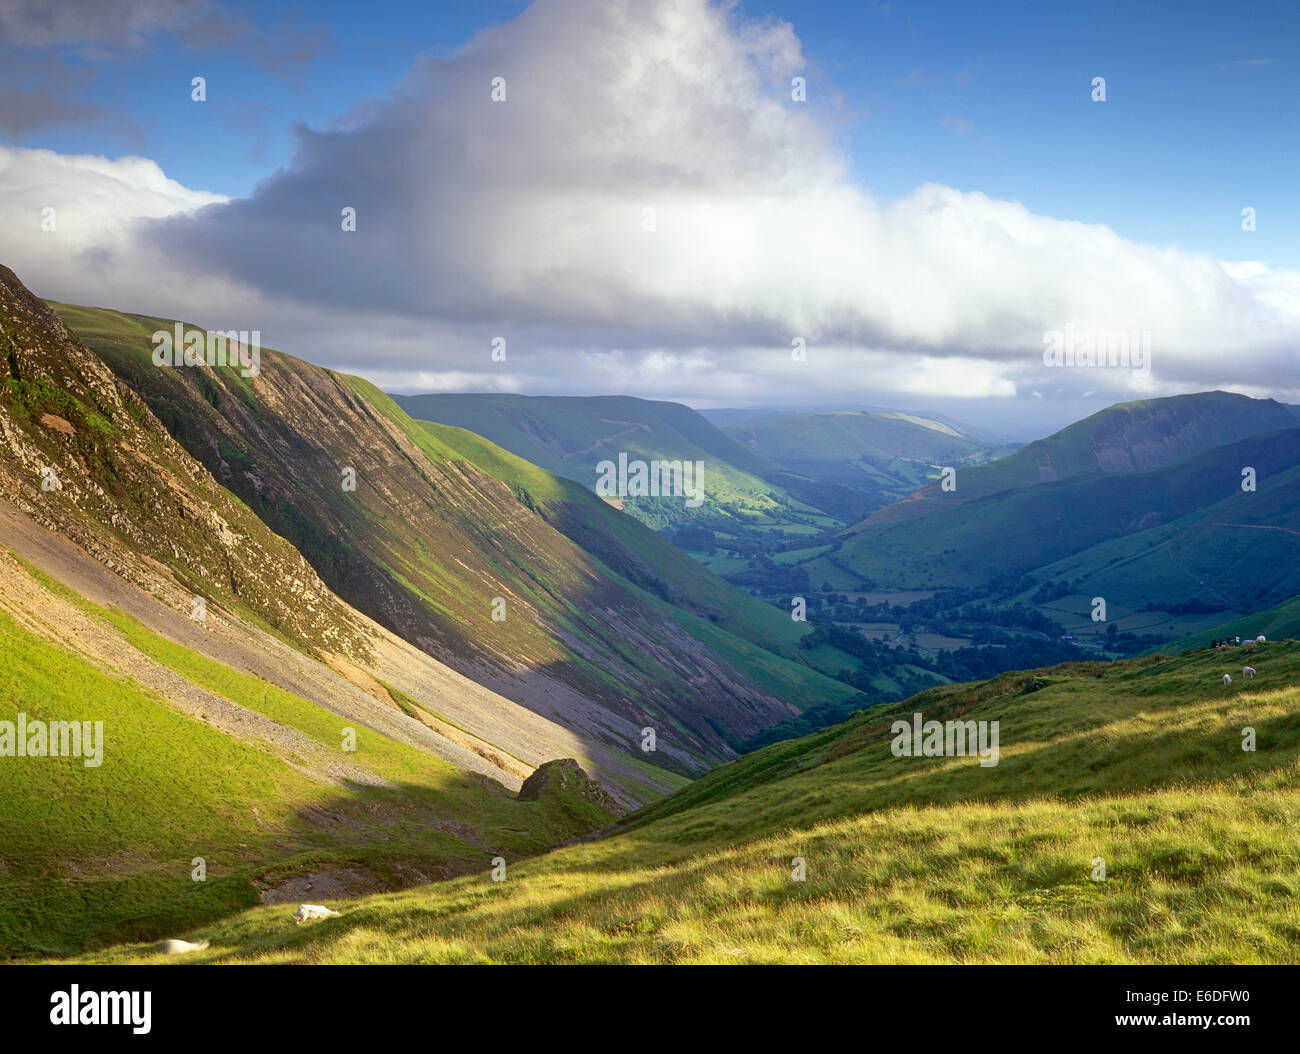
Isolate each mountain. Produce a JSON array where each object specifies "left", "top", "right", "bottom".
[
  {"left": 854, "top": 391, "right": 1297, "bottom": 529},
  {"left": 0, "top": 263, "right": 631, "bottom": 955},
  {"left": 833, "top": 424, "right": 1300, "bottom": 603},
  {"left": 721, "top": 408, "right": 1017, "bottom": 508},
  {"left": 53, "top": 300, "right": 860, "bottom": 783},
  {"left": 59, "top": 639, "right": 1300, "bottom": 963},
  {"left": 390, "top": 392, "right": 872, "bottom": 535}
]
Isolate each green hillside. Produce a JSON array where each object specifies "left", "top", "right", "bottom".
[
  {"left": 391, "top": 392, "right": 869, "bottom": 538},
  {"left": 57, "top": 640, "right": 1300, "bottom": 964},
  {"left": 1153, "top": 595, "right": 1300, "bottom": 654},
  {"left": 409, "top": 415, "right": 859, "bottom": 674},
  {"left": 835, "top": 426, "right": 1300, "bottom": 601},
  {"left": 855, "top": 391, "right": 1297, "bottom": 530}
]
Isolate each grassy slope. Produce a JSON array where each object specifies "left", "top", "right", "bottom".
[
  {"left": 390, "top": 392, "right": 865, "bottom": 529},
  {"left": 835, "top": 426, "right": 1300, "bottom": 592},
  {"left": 69, "top": 640, "right": 1300, "bottom": 963},
  {"left": 0, "top": 556, "right": 618, "bottom": 959},
  {"left": 852, "top": 391, "right": 1297, "bottom": 533},
  {"left": 353, "top": 380, "right": 864, "bottom": 695},
  {"left": 406, "top": 413, "right": 863, "bottom": 678}
]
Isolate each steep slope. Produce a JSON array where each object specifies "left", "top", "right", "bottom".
[
  {"left": 56, "top": 301, "right": 859, "bottom": 777},
  {"left": 391, "top": 392, "right": 870, "bottom": 532},
  {"left": 834, "top": 424, "right": 1300, "bottom": 596},
  {"left": 0, "top": 547, "right": 619, "bottom": 958},
  {"left": 68, "top": 641, "right": 1300, "bottom": 964},
  {"left": 0, "top": 266, "right": 371, "bottom": 663},
  {"left": 3, "top": 263, "right": 693, "bottom": 809},
  {"left": 722, "top": 409, "right": 1016, "bottom": 509},
  {"left": 0, "top": 264, "right": 647, "bottom": 956},
  {"left": 406, "top": 415, "right": 859, "bottom": 670},
  {"left": 855, "top": 391, "right": 1296, "bottom": 530}
]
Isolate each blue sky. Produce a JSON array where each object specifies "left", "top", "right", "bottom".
[{"left": 10, "top": 0, "right": 1296, "bottom": 267}]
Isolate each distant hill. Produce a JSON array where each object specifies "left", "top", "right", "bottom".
[
  {"left": 834, "top": 424, "right": 1300, "bottom": 608},
  {"left": 697, "top": 407, "right": 794, "bottom": 427},
  {"left": 391, "top": 392, "right": 872, "bottom": 536},
  {"left": 721, "top": 409, "right": 1017, "bottom": 507},
  {"left": 854, "top": 391, "right": 1297, "bottom": 530}
]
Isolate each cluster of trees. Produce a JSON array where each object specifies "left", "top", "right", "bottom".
[
  {"left": 1031, "top": 578, "right": 1082, "bottom": 604},
  {"left": 933, "top": 639, "right": 1083, "bottom": 681}
]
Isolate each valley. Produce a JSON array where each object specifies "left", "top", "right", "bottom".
[{"left": 0, "top": 270, "right": 1295, "bottom": 967}]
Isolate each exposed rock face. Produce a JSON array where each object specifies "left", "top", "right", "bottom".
[
  {"left": 518, "top": 758, "right": 627, "bottom": 816},
  {"left": 0, "top": 264, "right": 374, "bottom": 662}
]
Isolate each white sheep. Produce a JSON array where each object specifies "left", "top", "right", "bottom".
[
  {"left": 160, "top": 938, "right": 209, "bottom": 954},
  {"left": 1256, "top": 635, "right": 1266, "bottom": 643},
  {"left": 1223, "top": 673, "right": 1232, "bottom": 685},
  {"left": 294, "top": 904, "right": 340, "bottom": 924},
  {"left": 1243, "top": 666, "right": 1256, "bottom": 679}
]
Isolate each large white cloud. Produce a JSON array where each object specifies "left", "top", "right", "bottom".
[{"left": 1, "top": 0, "right": 1297, "bottom": 414}]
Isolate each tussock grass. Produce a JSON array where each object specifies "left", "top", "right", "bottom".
[{"left": 66, "top": 641, "right": 1300, "bottom": 963}]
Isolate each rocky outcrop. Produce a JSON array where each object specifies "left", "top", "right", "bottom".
[{"left": 518, "top": 758, "right": 627, "bottom": 816}]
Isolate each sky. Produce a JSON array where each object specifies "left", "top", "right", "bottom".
[{"left": 1, "top": 0, "right": 1296, "bottom": 437}]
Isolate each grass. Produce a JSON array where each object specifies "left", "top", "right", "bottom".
[
  {"left": 56, "top": 639, "right": 1300, "bottom": 964},
  {"left": 0, "top": 558, "right": 620, "bottom": 959}
]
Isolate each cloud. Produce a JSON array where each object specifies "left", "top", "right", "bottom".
[
  {"left": 0, "top": 0, "right": 208, "bottom": 51},
  {"left": 0, "top": 0, "right": 328, "bottom": 69},
  {"left": 0, "top": 0, "right": 1297, "bottom": 413},
  {"left": 0, "top": 144, "right": 228, "bottom": 305},
  {"left": 0, "top": 55, "right": 123, "bottom": 137}
]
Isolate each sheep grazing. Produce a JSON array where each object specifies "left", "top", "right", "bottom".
[
  {"left": 1256, "top": 635, "right": 1266, "bottom": 643},
  {"left": 1223, "top": 674, "right": 1232, "bottom": 685},
  {"left": 294, "top": 904, "right": 340, "bottom": 924},
  {"left": 1243, "top": 666, "right": 1256, "bottom": 679}
]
